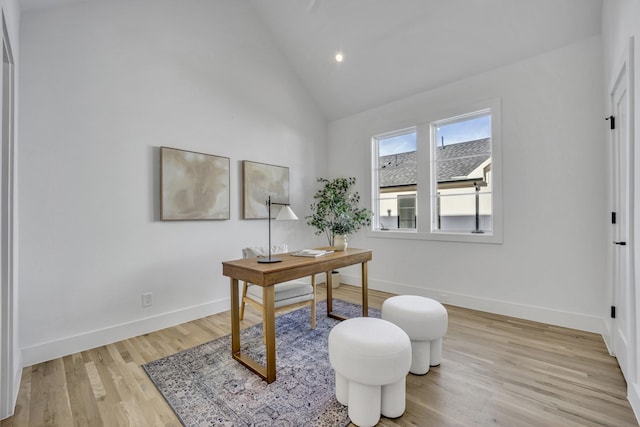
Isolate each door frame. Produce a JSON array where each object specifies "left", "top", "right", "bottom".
[
  {"left": 606, "top": 36, "right": 637, "bottom": 391},
  {"left": 0, "top": 10, "right": 16, "bottom": 420}
]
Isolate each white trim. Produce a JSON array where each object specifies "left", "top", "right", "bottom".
[
  {"left": 629, "top": 34, "right": 640, "bottom": 424},
  {"left": 608, "top": 36, "right": 639, "bottom": 413},
  {"left": 423, "top": 98, "right": 503, "bottom": 243},
  {"left": 370, "top": 126, "right": 416, "bottom": 232},
  {"left": 630, "top": 382, "right": 640, "bottom": 425},
  {"left": 0, "top": 9, "right": 16, "bottom": 420},
  {"left": 340, "top": 273, "right": 604, "bottom": 334},
  {"left": 370, "top": 98, "right": 503, "bottom": 244},
  {"left": 602, "top": 317, "right": 614, "bottom": 355},
  {"left": 367, "top": 228, "right": 502, "bottom": 244},
  {"left": 22, "top": 299, "right": 229, "bottom": 367}
]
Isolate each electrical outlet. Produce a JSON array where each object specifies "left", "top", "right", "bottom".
[{"left": 142, "top": 292, "right": 153, "bottom": 308}]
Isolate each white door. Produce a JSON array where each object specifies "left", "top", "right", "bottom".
[{"left": 611, "top": 56, "right": 633, "bottom": 382}]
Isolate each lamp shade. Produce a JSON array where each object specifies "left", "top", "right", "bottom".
[{"left": 276, "top": 205, "right": 298, "bottom": 221}]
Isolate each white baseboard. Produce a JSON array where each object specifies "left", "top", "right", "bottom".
[
  {"left": 630, "top": 382, "right": 640, "bottom": 426},
  {"left": 341, "top": 274, "right": 605, "bottom": 334},
  {"left": 11, "top": 354, "right": 21, "bottom": 415},
  {"left": 601, "top": 319, "right": 614, "bottom": 355},
  {"left": 0, "top": 358, "right": 22, "bottom": 420},
  {"left": 19, "top": 276, "right": 607, "bottom": 365},
  {"left": 0, "top": 348, "right": 23, "bottom": 420},
  {"left": 21, "top": 299, "right": 230, "bottom": 367}
]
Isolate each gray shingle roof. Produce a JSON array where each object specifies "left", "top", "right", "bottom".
[
  {"left": 379, "top": 138, "right": 490, "bottom": 188},
  {"left": 379, "top": 151, "right": 416, "bottom": 188},
  {"left": 436, "top": 138, "right": 490, "bottom": 182}
]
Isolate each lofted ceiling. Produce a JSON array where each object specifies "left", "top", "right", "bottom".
[
  {"left": 20, "top": 0, "right": 603, "bottom": 121},
  {"left": 248, "top": 0, "right": 602, "bottom": 120}
]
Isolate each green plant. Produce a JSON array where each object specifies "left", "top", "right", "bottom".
[{"left": 307, "top": 177, "right": 372, "bottom": 246}]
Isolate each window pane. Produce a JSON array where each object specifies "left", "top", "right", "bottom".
[
  {"left": 432, "top": 111, "right": 492, "bottom": 233},
  {"left": 437, "top": 191, "right": 492, "bottom": 232},
  {"left": 374, "top": 130, "right": 417, "bottom": 230},
  {"left": 397, "top": 194, "right": 416, "bottom": 228}
]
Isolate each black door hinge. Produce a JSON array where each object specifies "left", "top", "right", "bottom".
[
  {"left": 611, "top": 306, "right": 616, "bottom": 319},
  {"left": 612, "top": 212, "right": 617, "bottom": 224},
  {"left": 606, "top": 115, "right": 615, "bottom": 130}
]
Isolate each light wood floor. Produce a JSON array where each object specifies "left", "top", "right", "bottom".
[{"left": 2, "top": 284, "right": 638, "bottom": 427}]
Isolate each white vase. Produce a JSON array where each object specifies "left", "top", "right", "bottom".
[{"left": 334, "top": 234, "right": 348, "bottom": 251}]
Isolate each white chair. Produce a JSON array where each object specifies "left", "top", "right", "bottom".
[
  {"left": 382, "top": 295, "right": 448, "bottom": 375},
  {"left": 240, "top": 244, "right": 317, "bottom": 330},
  {"left": 328, "top": 317, "right": 412, "bottom": 427}
]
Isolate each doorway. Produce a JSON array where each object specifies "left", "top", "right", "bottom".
[{"left": 610, "top": 37, "right": 636, "bottom": 385}]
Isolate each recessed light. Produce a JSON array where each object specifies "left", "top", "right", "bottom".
[{"left": 335, "top": 52, "right": 344, "bottom": 63}]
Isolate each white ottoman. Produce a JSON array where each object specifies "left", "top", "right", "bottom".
[
  {"left": 382, "top": 295, "right": 448, "bottom": 375},
  {"left": 328, "top": 317, "right": 411, "bottom": 427}
]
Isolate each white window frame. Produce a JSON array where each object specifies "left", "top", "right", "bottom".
[
  {"left": 370, "top": 126, "right": 418, "bottom": 231},
  {"left": 370, "top": 98, "right": 502, "bottom": 244}
]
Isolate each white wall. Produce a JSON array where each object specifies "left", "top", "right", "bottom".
[
  {"left": 18, "top": 0, "right": 327, "bottom": 366},
  {"left": 602, "top": 0, "right": 640, "bottom": 421},
  {"left": 329, "top": 36, "right": 607, "bottom": 333}
]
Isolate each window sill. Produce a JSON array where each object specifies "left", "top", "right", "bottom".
[{"left": 368, "top": 229, "right": 503, "bottom": 244}]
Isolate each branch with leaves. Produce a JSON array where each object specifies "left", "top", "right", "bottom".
[{"left": 306, "top": 177, "right": 372, "bottom": 246}]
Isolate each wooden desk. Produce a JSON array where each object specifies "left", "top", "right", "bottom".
[{"left": 222, "top": 247, "right": 372, "bottom": 383}]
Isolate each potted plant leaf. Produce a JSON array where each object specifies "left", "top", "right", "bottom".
[{"left": 307, "top": 177, "right": 372, "bottom": 287}]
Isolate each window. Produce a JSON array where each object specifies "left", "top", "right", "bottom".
[
  {"left": 373, "top": 128, "right": 417, "bottom": 231},
  {"left": 371, "top": 99, "right": 502, "bottom": 243},
  {"left": 432, "top": 110, "right": 492, "bottom": 233}
]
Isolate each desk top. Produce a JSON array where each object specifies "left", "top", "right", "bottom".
[{"left": 222, "top": 247, "right": 372, "bottom": 286}]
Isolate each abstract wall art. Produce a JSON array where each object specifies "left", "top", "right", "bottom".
[
  {"left": 242, "top": 161, "right": 290, "bottom": 219},
  {"left": 161, "top": 147, "right": 230, "bottom": 220}
]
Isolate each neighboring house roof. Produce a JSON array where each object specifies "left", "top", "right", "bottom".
[
  {"left": 437, "top": 138, "right": 491, "bottom": 183},
  {"left": 379, "top": 151, "right": 417, "bottom": 188},
  {"left": 379, "top": 138, "right": 490, "bottom": 188}
]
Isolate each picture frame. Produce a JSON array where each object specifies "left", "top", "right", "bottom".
[
  {"left": 160, "top": 146, "right": 230, "bottom": 220},
  {"left": 242, "top": 160, "right": 290, "bottom": 219}
]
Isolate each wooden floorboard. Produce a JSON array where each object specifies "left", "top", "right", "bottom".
[{"left": 2, "top": 284, "right": 637, "bottom": 426}]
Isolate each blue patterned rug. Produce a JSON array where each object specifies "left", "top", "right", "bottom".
[{"left": 143, "top": 300, "right": 380, "bottom": 427}]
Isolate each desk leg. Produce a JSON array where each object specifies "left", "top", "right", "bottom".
[
  {"left": 230, "top": 278, "right": 240, "bottom": 356},
  {"left": 311, "top": 275, "right": 316, "bottom": 329},
  {"left": 262, "top": 286, "right": 276, "bottom": 383},
  {"left": 362, "top": 262, "right": 369, "bottom": 317},
  {"left": 230, "top": 280, "right": 276, "bottom": 383},
  {"left": 326, "top": 271, "right": 333, "bottom": 316}
]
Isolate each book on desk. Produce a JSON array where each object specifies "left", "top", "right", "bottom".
[{"left": 292, "top": 249, "right": 334, "bottom": 258}]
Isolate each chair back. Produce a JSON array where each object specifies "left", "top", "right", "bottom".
[{"left": 242, "top": 244, "right": 288, "bottom": 259}]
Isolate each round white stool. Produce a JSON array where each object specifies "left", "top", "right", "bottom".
[
  {"left": 382, "top": 295, "right": 448, "bottom": 375},
  {"left": 328, "top": 317, "right": 411, "bottom": 427}
]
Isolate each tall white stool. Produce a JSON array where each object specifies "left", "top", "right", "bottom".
[
  {"left": 382, "top": 295, "right": 448, "bottom": 375},
  {"left": 328, "top": 317, "right": 411, "bottom": 427}
]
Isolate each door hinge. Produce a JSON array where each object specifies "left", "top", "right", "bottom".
[
  {"left": 606, "top": 115, "right": 615, "bottom": 130},
  {"left": 611, "top": 305, "right": 616, "bottom": 319},
  {"left": 612, "top": 211, "right": 617, "bottom": 224}
]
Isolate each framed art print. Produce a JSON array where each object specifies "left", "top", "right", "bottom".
[
  {"left": 242, "top": 160, "right": 290, "bottom": 219},
  {"left": 160, "top": 147, "right": 230, "bottom": 220}
]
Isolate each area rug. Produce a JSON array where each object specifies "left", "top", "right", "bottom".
[{"left": 143, "top": 300, "right": 380, "bottom": 427}]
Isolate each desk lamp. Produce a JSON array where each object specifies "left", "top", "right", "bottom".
[{"left": 259, "top": 195, "right": 298, "bottom": 263}]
